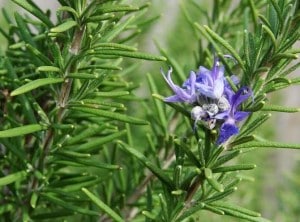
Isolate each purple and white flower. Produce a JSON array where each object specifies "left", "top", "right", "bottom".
[
  {"left": 161, "top": 56, "right": 252, "bottom": 145},
  {"left": 161, "top": 67, "right": 198, "bottom": 104},
  {"left": 215, "top": 87, "right": 252, "bottom": 144},
  {"left": 194, "top": 58, "right": 225, "bottom": 99}
]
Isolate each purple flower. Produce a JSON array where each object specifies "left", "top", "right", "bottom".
[
  {"left": 161, "top": 67, "right": 198, "bottom": 104},
  {"left": 161, "top": 57, "right": 227, "bottom": 104},
  {"left": 216, "top": 86, "right": 252, "bottom": 145},
  {"left": 161, "top": 55, "right": 252, "bottom": 145},
  {"left": 195, "top": 57, "right": 225, "bottom": 99}
]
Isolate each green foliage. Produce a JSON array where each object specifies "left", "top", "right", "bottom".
[
  {"left": 142, "top": 0, "right": 300, "bottom": 221},
  {"left": 0, "top": 0, "right": 299, "bottom": 222},
  {"left": 0, "top": 0, "right": 164, "bottom": 221}
]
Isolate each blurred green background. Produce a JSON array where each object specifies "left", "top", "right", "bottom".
[{"left": 1, "top": 0, "right": 300, "bottom": 221}]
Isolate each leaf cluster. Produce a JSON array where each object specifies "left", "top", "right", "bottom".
[
  {"left": 0, "top": 0, "right": 164, "bottom": 221},
  {"left": 0, "top": 0, "right": 299, "bottom": 222},
  {"left": 139, "top": 0, "right": 300, "bottom": 221}
]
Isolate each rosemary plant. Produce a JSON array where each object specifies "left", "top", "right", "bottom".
[{"left": 0, "top": 0, "right": 299, "bottom": 222}]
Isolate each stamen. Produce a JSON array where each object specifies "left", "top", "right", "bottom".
[
  {"left": 191, "top": 106, "right": 206, "bottom": 120},
  {"left": 203, "top": 103, "right": 219, "bottom": 116},
  {"left": 218, "top": 96, "right": 230, "bottom": 111}
]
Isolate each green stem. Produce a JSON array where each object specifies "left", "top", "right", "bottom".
[
  {"left": 28, "top": 23, "right": 86, "bottom": 207},
  {"left": 204, "top": 129, "right": 212, "bottom": 163},
  {"left": 175, "top": 175, "right": 205, "bottom": 221}
]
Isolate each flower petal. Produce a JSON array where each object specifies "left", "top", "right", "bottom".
[
  {"left": 229, "top": 75, "right": 240, "bottom": 85},
  {"left": 213, "top": 78, "right": 225, "bottom": 99},
  {"left": 212, "top": 57, "right": 224, "bottom": 80},
  {"left": 217, "top": 122, "right": 239, "bottom": 145},
  {"left": 183, "top": 71, "right": 197, "bottom": 93},
  {"left": 161, "top": 67, "right": 197, "bottom": 104},
  {"left": 161, "top": 67, "right": 177, "bottom": 92},
  {"left": 215, "top": 111, "right": 229, "bottom": 120},
  {"left": 196, "top": 84, "right": 216, "bottom": 98},
  {"left": 196, "top": 68, "right": 213, "bottom": 86},
  {"left": 234, "top": 111, "right": 250, "bottom": 121},
  {"left": 231, "top": 86, "right": 252, "bottom": 109},
  {"left": 224, "top": 86, "right": 235, "bottom": 100},
  {"left": 198, "top": 66, "right": 211, "bottom": 76},
  {"left": 164, "top": 95, "right": 183, "bottom": 102}
]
